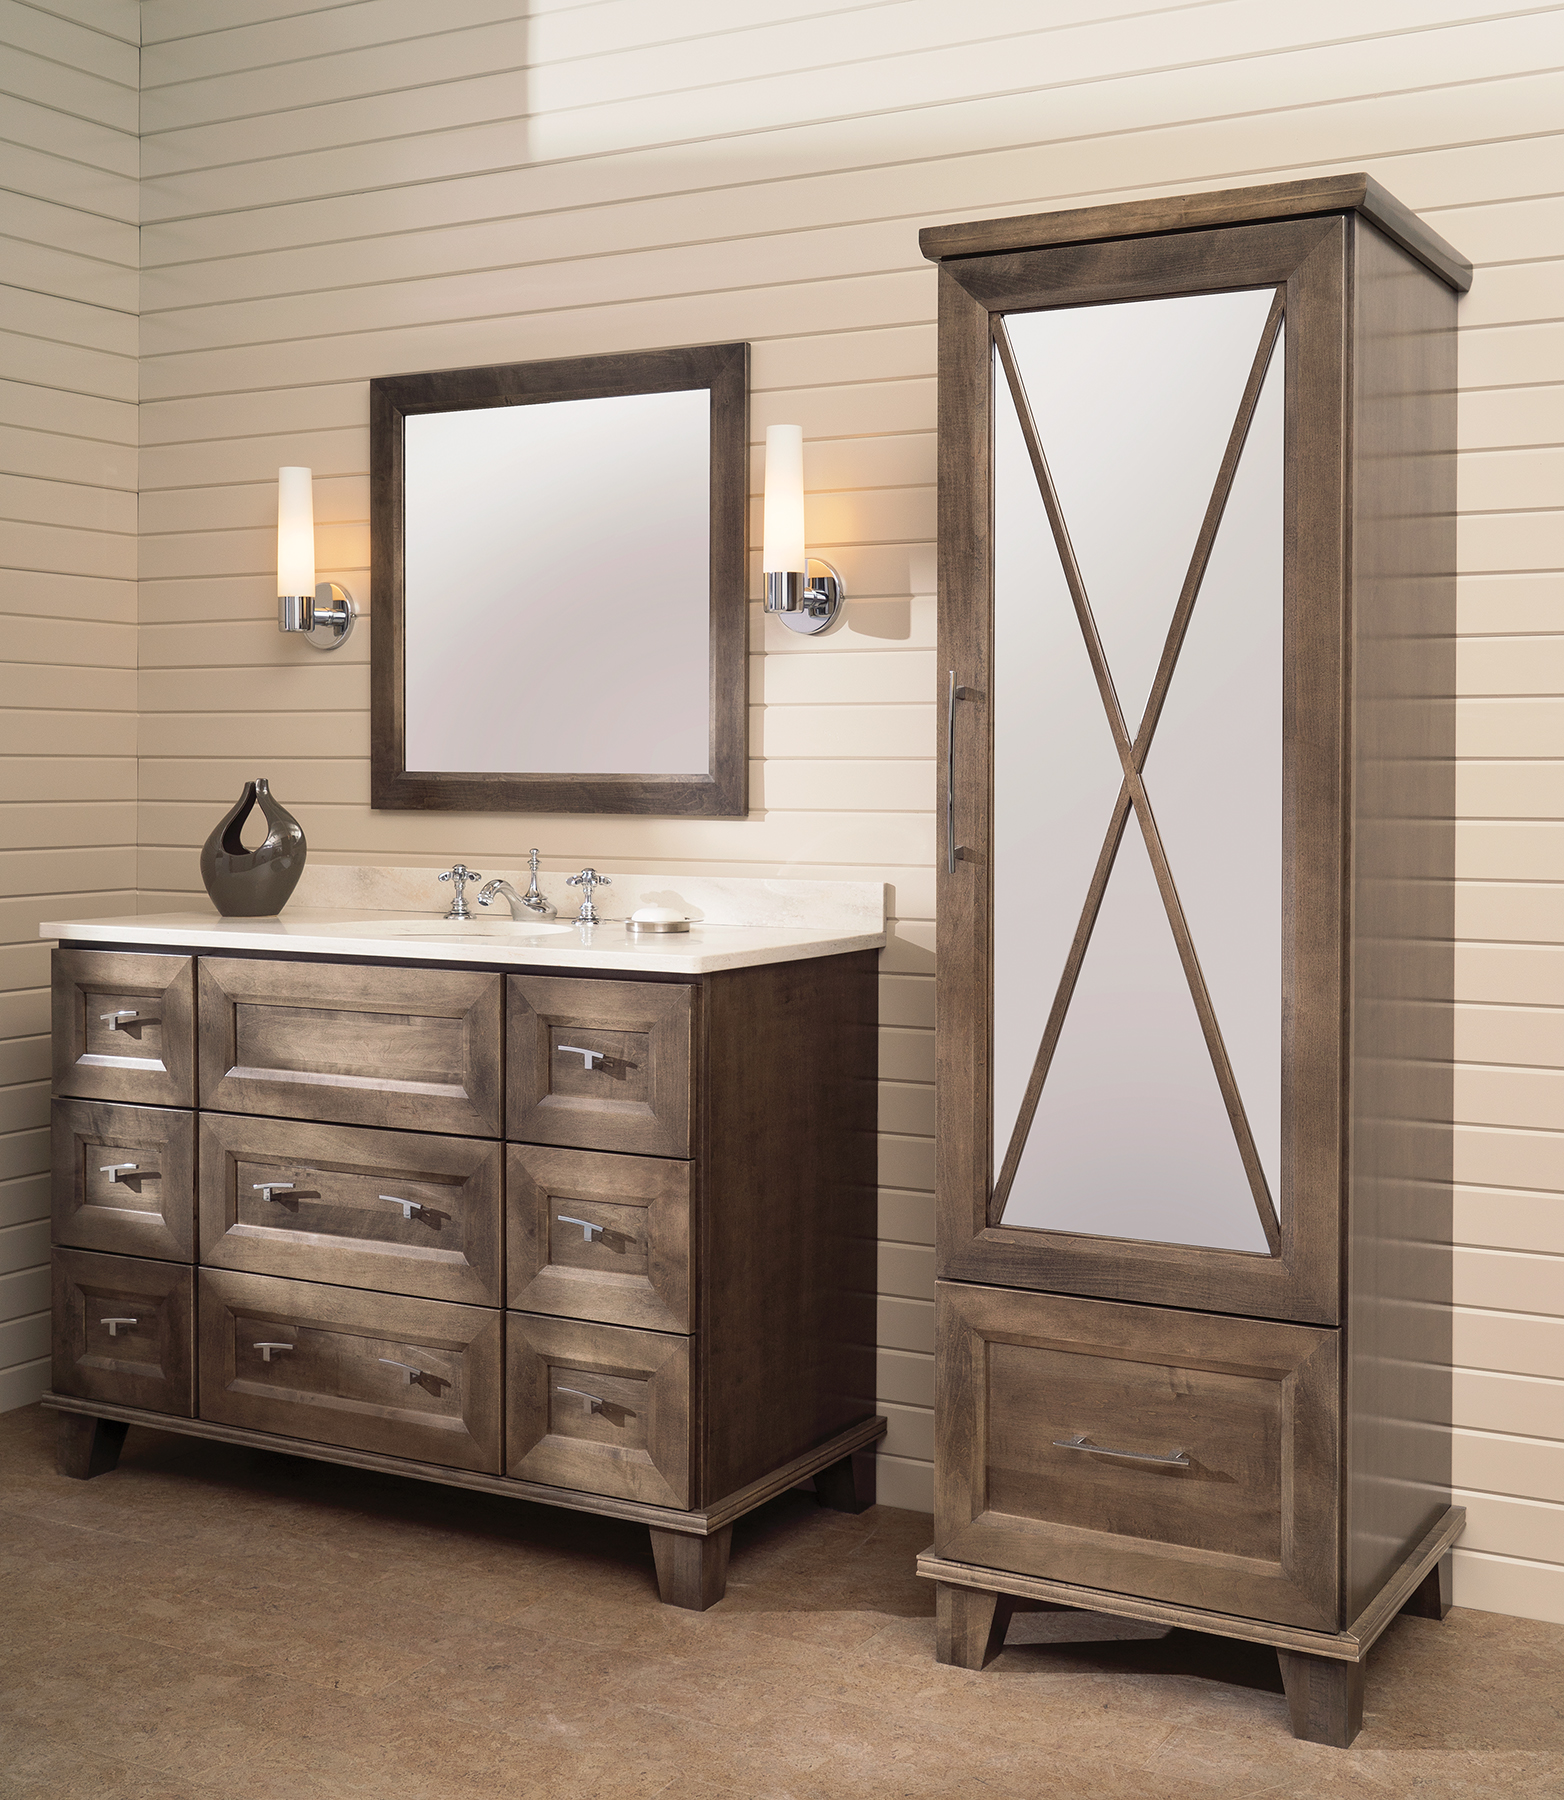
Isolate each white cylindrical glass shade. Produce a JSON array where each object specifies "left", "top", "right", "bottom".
[
  {"left": 277, "top": 466, "right": 315, "bottom": 597},
  {"left": 762, "top": 424, "right": 806, "bottom": 574}
]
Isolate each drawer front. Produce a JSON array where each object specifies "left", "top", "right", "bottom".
[
  {"left": 199, "top": 958, "right": 502, "bottom": 1136},
  {"left": 52, "top": 949, "right": 195, "bottom": 1107},
  {"left": 52, "top": 1099, "right": 195, "bottom": 1262},
  {"left": 507, "top": 1312, "right": 692, "bottom": 1509},
  {"left": 199, "top": 1114, "right": 502, "bottom": 1305},
  {"left": 508, "top": 975, "right": 693, "bottom": 1157},
  {"left": 508, "top": 1144, "right": 691, "bottom": 1332},
  {"left": 936, "top": 1283, "right": 1339, "bottom": 1631},
  {"left": 52, "top": 1248, "right": 193, "bottom": 1416},
  {"left": 198, "top": 1268, "right": 501, "bottom": 1473}
]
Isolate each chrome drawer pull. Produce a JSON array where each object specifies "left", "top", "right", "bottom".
[
  {"left": 1053, "top": 1434, "right": 1190, "bottom": 1467},
  {"left": 557, "top": 1043, "right": 606, "bottom": 1070},
  {"left": 556, "top": 1384, "right": 604, "bottom": 1415},
  {"left": 378, "top": 1357, "right": 424, "bottom": 1384},
  {"left": 254, "top": 1342, "right": 293, "bottom": 1362},
  {"left": 253, "top": 1182, "right": 296, "bottom": 1204},
  {"left": 378, "top": 1194, "right": 425, "bottom": 1220},
  {"left": 98, "top": 1009, "right": 146, "bottom": 1031},
  {"left": 99, "top": 1163, "right": 146, "bottom": 1183},
  {"left": 557, "top": 1214, "right": 604, "bottom": 1242},
  {"left": 100, "top": 1317, "right": 137, "bottom": 1337}
]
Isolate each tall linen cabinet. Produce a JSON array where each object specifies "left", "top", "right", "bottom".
[{"left": 918, "top": 178, "right": 1467, "bottom": 1747}]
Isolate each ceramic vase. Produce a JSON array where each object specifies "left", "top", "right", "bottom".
[{"left": 199, "top": 777, "right": 307, "bottom": 917}]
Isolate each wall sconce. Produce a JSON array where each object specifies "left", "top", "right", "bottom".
[
  {"left": 277, "top": 466, "right": 356, "bottom": 650},
  {"left": 761, "top": 424, "right": 844, "bottom": 635}
]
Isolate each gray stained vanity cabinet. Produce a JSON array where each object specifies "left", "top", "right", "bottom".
[
  {"left": 922, "top": 176, "right": 1467, "bottom": 1745},
  {"left": 45, "top": 942, "right": 884, "bottom": 1609}
]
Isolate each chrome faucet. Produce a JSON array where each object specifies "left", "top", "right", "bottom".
[
  {"left": 566, "top": 867, "right": 611, "bottom": 925},
  {"left": 479, "top": 849, "right": 556, "bottom": 921},
  {"left": 438, "top": 864, "right": 482, "bottom": 919}
]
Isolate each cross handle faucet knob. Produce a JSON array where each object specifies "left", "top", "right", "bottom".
[
  {"left": 439, "top": 863, "right": 482, "bottom": 919},
  {"left": 566, "top": 867, "right": 612, "bottom": 923}
]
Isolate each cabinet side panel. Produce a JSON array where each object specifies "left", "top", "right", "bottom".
[
  {"left": 699, "top": 952, "right": 878, "bottom": 1503},
  {"left": 1346, "top": 218, "right": 1457, "bottom": 1623}
]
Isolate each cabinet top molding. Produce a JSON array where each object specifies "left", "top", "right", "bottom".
[{"left": 918, "top": 173, "right": 1472, "bottom": 293}]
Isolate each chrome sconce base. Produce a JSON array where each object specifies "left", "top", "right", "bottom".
[
  {"left": 764, "top": 559, "right": 845, "bottom": 635},
  {"left": 278, "top": 581, "right": 357, "bottom": 651}
]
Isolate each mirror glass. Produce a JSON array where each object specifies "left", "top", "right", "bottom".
[{"left": 404, "top": 390, "right": 712, "bottom": 776}]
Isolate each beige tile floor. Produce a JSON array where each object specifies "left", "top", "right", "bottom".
[{"left": 1, "top": 1402, "right": 1559, "bottom": 1800}]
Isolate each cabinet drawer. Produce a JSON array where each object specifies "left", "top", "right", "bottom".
[
  {"left": 200, "top": 1115, "right": 502, "bottom": 1306},
  {"left": 52, "top": 1248, "right": 193, "bottom": 1416},
  {"left": 935, "top": 1283, "right": 1339, "bottom": 1630},
  {"left": 198, "top": 1268, "right": 501, "bottom": 1473},
  {"left": 52, "top": 949, "right": 194, "bottom": 1108},
  {"left": 508, "top": 1144, "right": 691, "bottom": 1332},
  {"left": 198, "top": 958, "right": 502, "bottom": 1136},
  {"left": 508, "top": 975, "right": 693, "bottom": 1156},
  {"left": 52, "top": 1099, "right": 195, "bottom": 1262},
  {"left": 507, "top": 1312, "right": 692, "bottom": 1509}
]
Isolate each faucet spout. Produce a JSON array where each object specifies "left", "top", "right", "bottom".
[{"left": 478, "top": 863, "right": 556, "bottom": 921}]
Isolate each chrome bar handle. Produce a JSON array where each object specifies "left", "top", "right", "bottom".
[
  {"left": 254, "top": 1342, "right": 293, "bottom": 1362},
  {"left": 253, "top": 1182, "right": 295, "bottom": 1204},
  {"left": 557, "top": 1044, "right": 606, "bottom": 1070},
  {"left": 1053, "top": 1434, "right": 1190, "bottom": 1467},
  {"left": 557, "top": 1214, "right": 604, "bottom": 1242},
  {"left": 100, "top": 1317, "right": 137, "bottom": 1337},
  {"left": 378, "top": 1357, "right": 424, "bottom": 1384},
  {"left": 99, "top": 1009, "right": 143, "bottom": 1031},
  {"left": 378, "top": 1194, "right": 424, "bottom": 1220},
  {"left": 946, "top": 672, "right": 974, "bottom": 874},
  {"left": 99, "top": 1163, "right": 144, "bottom": 1183},
  {"left": 556, "top": 1384, "right": 604, "bottom": 1414}
]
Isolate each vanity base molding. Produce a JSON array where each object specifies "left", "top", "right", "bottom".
[
  {"left": 917, "top": 1506, "right": 1463, "bottom": 1746},
  {"left": 42, "top": 1394, "right": 884, "bottom": 1610}
]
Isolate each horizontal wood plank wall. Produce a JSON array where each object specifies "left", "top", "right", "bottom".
[
  {"left": 0, "top": 0, "right": 139, "bottom": 1412},
  {"left": 135, "top": 0, "right": 1563, "bottom": 1610}
]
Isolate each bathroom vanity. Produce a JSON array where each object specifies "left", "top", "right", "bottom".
[{"left": 41, "top": 875, "right": 885, "bottom": 1609}]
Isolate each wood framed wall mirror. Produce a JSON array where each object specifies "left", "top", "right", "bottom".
[{"left": 370, "top": 341, "right": 749, "bottom": 816}]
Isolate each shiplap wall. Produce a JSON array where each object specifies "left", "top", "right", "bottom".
[
  {"left": 132, "top": 0, "right": 1563, "bottom": 1620},
  {"left": 0, "top": 0, "right": 138, "bottom": 1411}
]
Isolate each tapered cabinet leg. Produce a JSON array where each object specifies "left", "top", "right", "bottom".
[
  {"left": 1399, "top": 1552, "right": 1453, "bottom": 1621},
  {"left": 56, "top": 1413, "right": 128, "bottom": 1481},
  {"left": 1277, "top": 1649, "right": 1365, "bottom": 1747},
  {"left": 815, "top": 1448, "right": 876, "bottom": 1514},
  {"left": 935, "top": 1582, "right": 1016, "bottom": 1671},
  {"left": 650, "top": 1525, "right": 732, "bottom": 1611}
]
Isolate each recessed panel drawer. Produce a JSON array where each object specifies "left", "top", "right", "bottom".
[
  {"left": 52, "top": 949, "right": 195, "bottom": 1108},
  {"left": 198, "top": 958, "right": 502, "bottom": 1136},
  {"left": 935, "top": 1283, "right": 1339, "bottom": 1630},
  {"left": 508, "top": 1144, "right": 691, "bottom": 1332},
  {"left": 507, "top": 974, "right": 693, "bottom": 1157},
  {"left": 52, "top": 1099, "right": 195, "bottom": 1262},
  {"left": 199, "top": 1114, "right": 502, "bottom": 1306},
  {"left": 198, "top": 1268, "right": 501, "bottom": 1473},
  {"left": 506, "top": 1312, "right": 692, "bottom": 1509},
  {"left": 52, "top": 1248, "right": 193, "bottom": 1416}
]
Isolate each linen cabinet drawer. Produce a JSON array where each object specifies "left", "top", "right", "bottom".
[
  {"left": 198, "top": 1268, "right": 501, "bottom": 1472},
  {"left": 508, "top": 974, "right": 693, "bottom": 1156},
  {"left": 935, "top": 1283, "right": 1340, "bottom": 1630},
  {"left": 52, "top": 949, "right": 195, "bottom": 1108},
  {"left": 52, "top": 1248, "right": 193, "bottom": 1416},
  {"left": 198, "top": 958, "right": 502, "bottom": 1136},
  {"left": 52, "top": 1099, "right": 195, "bottom": 1262},
  {"left": 199, "top": 1114, "right": 502, "bottom": 1306},
  {"left": 507, "top": 1312, "right": 692, "bottom": 1509},
  {"left": 508, "top": 1144, "right": 691, "bottom": 1332}
]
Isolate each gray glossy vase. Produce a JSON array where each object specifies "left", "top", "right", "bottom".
[{"left": 199, "top": 777, "right": 306, "bottom": 917}]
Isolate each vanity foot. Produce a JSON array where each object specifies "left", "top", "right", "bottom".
[
  {"left": 56, "top": 1413, "right": 128, "bottom": 1481},
  {"left": 1400, "top": 1552, "right": 1453, "bottom": 1621},
  {"left": 814, "top": 1447, "right": 876, "bottom": 1514},
  {"left": 935, "top": 1582, "right": 1016, "bottom": 1671},
  {"left": 1277, "top": 1649, "right": 1364, "bottom": 1747},
  {"left": 650, "top": 1525, "right": 732, "bottom": 1611}
]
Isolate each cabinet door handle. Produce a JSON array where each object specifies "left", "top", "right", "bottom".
[
  {"left": 946, "top": 671, "right": 976, "bottom": 874},
  {"left": 378, "top": 1357, "right": 424, "bottom": 1384},
  {"left": 557, "top": 1214, "right": 604, "bottom": 1241},
  {"left": 254, "top": 1342, "right": 293, "bottom": 1362},
  {"left": 99, "top": 1163, "right": 147, "bottom": 1183},
  {"left": 253, "top": 1183, "right": 295, "bottom": 1204},
  {"left": 1053, "top": 1433, "right": 1190, "bottom": 1467},
  {"left": 378, "top": 1194, "right": 424, "bottom": 1220},
  {"left": 98, "top": 1009, "right": 147, "bottom": 1031},
  {"left": 557, "top": 1043, "right": 606, "bottom": 1070},
  {"left": 556, "top": 1384, "right": 604, "bottom": 1414},
  {"left": 100, "top": 1317, "right": 137, "bottom": 1337}
]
